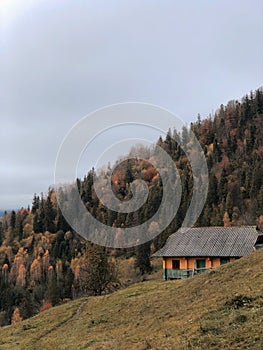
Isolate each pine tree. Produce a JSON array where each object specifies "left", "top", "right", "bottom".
[
  {"left": 226, "top": 192, "right": 234, "bottom": 218},
  {"left": 43, "top": 195, "right": 56, "bottom": 233},
  {"left": 0, "top": 222, "right": 3, "bottom": 246},
  {"left": 213, "top": 138, "right": 222, "bottom": 162},
  {"left": 78, "top": 244, "right": 118, "bottom": 296},
  {"left": 255, "top": 88, "right": 263, "bottom": 114},
  {"left": 134, "top": 242, "right": 152, "bottom": 275},
  {"left": 57, "top": 208, "right": 70, "bottom": 232},
  {"left": 45, "top": 273, "right": 60, "bottom": 306},
  {"left": 19, "top": 290, "right": 38, "bottom": 319},
  {"left": 124, "top": 159, "right": 134, "bottom": 184},
  {"left": 10, "top": 211, "right": 16, "bottom": 230},
  {"left": 33, "top": 212, "right": 41, "bottom": 233},
  {"left": 14, "top": 214, "right": 23, "bottom": 240},
  {"left": 207, "top": 173, "right": 218, "bottom": 206},
  {"left": 32, "top": 194, "right": 40, "bottom": 214},
  {"left": 219, "top": 169, "right": 228, "bottom": 200}
]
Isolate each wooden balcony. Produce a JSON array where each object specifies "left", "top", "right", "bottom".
[{"left": 164, "top": 267, "right": 212, "bottom": 280}]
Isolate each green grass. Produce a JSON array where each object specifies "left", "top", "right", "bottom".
[{"left": 1, "top": 249, "right": 263, "bottom": 349}]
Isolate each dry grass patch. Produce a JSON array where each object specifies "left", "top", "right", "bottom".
[{"left": 1, "top": 249, "right": 263, "bottom": 349}]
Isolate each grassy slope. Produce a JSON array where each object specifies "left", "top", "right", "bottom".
[{"left": 1, "top": 250, "right": 263, "bottom": 350}]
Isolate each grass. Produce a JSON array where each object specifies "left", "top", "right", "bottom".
[{"left": 1, "top": 249, "right": 263, "bottom": 349}]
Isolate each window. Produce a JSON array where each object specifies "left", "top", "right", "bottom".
[
  {"left": 196, "top": 259, "right": 206, "bottom": 269},
  {"left": 172, "top": 259, "right": 180, "bottom": 270},
  {"left": 220, "top": 258, "right": 230, "bottom": 265}
]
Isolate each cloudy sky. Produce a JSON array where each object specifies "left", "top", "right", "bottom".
[{"left": 0, "top": 0, "right": 263, "bottom": 209}]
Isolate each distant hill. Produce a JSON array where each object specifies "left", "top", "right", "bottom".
[{"left": 1, "top": 248, "right": 263, "bottom": 349}]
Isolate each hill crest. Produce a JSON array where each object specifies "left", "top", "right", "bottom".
[{"left": 1, "top": 248, "right": 263, "bottom": 349}]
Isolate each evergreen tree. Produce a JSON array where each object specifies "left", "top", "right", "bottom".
[
  {"left": 61, "top": 266, "right": 74, "bottom": 299},
  {"left": 10, "top": 211, "right": 16, "bottom": 231},
  {"left": 52, "top": 230, "right": 66, "bottom": 259},
  {"left": 43, "top": 195, "right": 56, "bottom": 233},
  {"left": 219, "top": 169, "right": 228, "bottom": 200},
  {"left": 255, "top": 88, "right": 263, "bottom": 114},
  {"left": 45, "top": 273, "right": 60, "bottom": 306},
  {"left": 124, "top": 159, "right": 134, "bottom": 184},
  {"left": 181, "top": 125, "right": 189, "bottom": 148},
  {"left": 226, "top": 192, "right": 234, "bottom": 218},
  {"left": 134, "top": 241, "right": 152, "bottom": 275},
  {"left": 19, "top": 290, "right": 38, "bottom": 319},
  {"left": 207, "top": 173, "right": 218, "bottom": 206},
  {"left": 0, "top": 222, "right": 3, "bottom": 246},
  {"left": 213, "top": 138, "right": 222, "bottom": 162},
  {"left": 57, "top": 208, "right": 71, "bottom": 232},
  {"left": 14, "top": 214, "right": 23, "bottom": 240},
  {"left": 78, "top": 244, "right": 118, "bottom": 296},
  {"left": 32, "top": 194, "right": 40, "bottom": 214}
]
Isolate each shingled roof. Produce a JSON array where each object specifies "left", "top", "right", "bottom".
[{"left": 154, "top": 226, "right": 258, "bottom": 257}]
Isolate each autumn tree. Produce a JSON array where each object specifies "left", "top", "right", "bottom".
[
  {"left": 223, "top": 212, "right": 231, "bottom": 227},
  {"left": 11, "top": 307, "right": 22, "bottom": 324}
]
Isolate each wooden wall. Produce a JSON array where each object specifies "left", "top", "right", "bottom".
[{"left": 163, "top": 257, "right": 236, "bottom": 270}]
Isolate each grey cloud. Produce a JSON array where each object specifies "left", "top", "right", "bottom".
[{"left": 1, "top": 0, "right": 263, "bottom": 208}]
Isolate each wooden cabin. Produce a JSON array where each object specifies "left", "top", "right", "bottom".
[{"left": 154, "top": 226, "right": 259, "bottom": 279}]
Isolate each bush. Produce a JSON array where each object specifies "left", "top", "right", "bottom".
[{"left": 40, "top": 303, "right": 52, "bottom": 312}]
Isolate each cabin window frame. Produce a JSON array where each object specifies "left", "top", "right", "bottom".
[
  {"left": 195, "top": 259, "right": 206, "bottom": 269},
  {"left": 220, "top": 257, "right": 230, "bottom": 265}
]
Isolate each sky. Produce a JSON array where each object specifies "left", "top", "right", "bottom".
[{"left": 0, "top": 0, "right": 263, "bottom": 209}]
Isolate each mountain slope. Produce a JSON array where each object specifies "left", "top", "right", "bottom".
[
  {"left": 0, "top": 248, "right": 263, "bottom": 350},
  {"left": 1, "top": 89, "right": 263, "bottom": 325}
]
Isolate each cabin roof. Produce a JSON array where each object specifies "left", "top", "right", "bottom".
[{"left": 154, "top": 226, "right": 258, "bottom": 257}]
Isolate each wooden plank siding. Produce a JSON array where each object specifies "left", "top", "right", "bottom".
[{"left": 162, "top": 256, "right": 237, "bottom": 280}]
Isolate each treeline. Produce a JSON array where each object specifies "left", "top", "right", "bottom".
[
  {"left": 74, "top": 88, "right": 263, "bottom": 242},
  {"left": 0, "top": 87, "right": 263, "bottom": 325},
  {"left": 193, "top": 88, "right": 263, "bottom": 226},
  {"left": 0, "top": 205, "right": 119, "bottom": 326}
]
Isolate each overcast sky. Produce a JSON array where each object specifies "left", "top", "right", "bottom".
[{"left": 0, "top": 0, "right": 263, "bottom": 209}]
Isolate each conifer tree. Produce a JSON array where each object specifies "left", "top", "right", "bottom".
[
  {"left": 219, "top": 169, "right": 228, "bottom": 200},
  {"left": 207, "top": 173, "right": 218, "bottom": 206},
  {"left": 43, "top": 195, "right": 56, "bottom": 233},
  {"left": 78, "top": 244, "right": 118, "bottom": 296},
  {"left": 134, "top": 241, "right": 152, "bottom": 275},
  {"left": 32, "top": 194, "right": 40, "bottom": 214},
  {"left": 14, "top": 214, "right": 23, "bottom": 240},
  {"left": 10, "top": 211, "right": 16, "bottom": 231},
  {"left": 45, "top": 273, "right": 60, "bottom": 306},
  {"left": 0, "top": 222, "right": 3, "bottom": 246}
]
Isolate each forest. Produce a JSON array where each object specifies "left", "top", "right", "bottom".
[{"left": 0, "top": 88, "right": 263, "bottom": 326}]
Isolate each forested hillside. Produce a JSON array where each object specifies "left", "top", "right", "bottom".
[{"left": 0, "top": 88, "right": 262, "bottom": 326}]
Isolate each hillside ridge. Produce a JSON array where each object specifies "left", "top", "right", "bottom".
[{"left": 1, "top": 248, "right": 263, "bottom": 349}]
